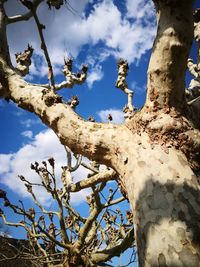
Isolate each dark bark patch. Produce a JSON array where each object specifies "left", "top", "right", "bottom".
[
  {"left": 42, "top": 90, "right": 62, "bottom": 107},
  {"left": 178, "top": 210, "right": 186, "bottom": 222},
  {"left": 158, "top": 253, "right": 167, "bottom": 267},
  {"left": 183, "top": 183, "right": 200, "bottom": 205},
  {"left": 135, "top": 179, "right": 200, "bottom": 265},
  {"left": 166, "top": 181, "right": 174, "bottom": 193},
  {"left": 146, "top": 186, "right": 169, "bottom": 210}
]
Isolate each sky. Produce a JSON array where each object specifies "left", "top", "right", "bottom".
[{"left": 0, "top": 0, "right": 199, "bottom": 266}]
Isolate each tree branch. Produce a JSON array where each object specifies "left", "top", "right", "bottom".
[
  {"left": 0, "top": 2, "right": 129, "bottom": 169},
  {"left": 91, "top": 227, "right": 135, "bottom": 264},
  {"left": 32, "top": 11, "right": 55, "bottom": 87},
  {"left": 69, "top": 169, "right": 117, "bottom": 192},
  {"left": 7, "top": 0, "right": 44, "bottom": 24},
  {"left": 2, "top": 66, "right": 123, "bottom": 166}
]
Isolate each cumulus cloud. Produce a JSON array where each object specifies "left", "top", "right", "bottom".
[
  {"left": 97, "top": 108, "right": 124, "bottom": 124},
  {"left": 0, "top": 130, "right": 90, "bottom": 206},
  {"left": 72, "top": 0, "right": 156, "bottom": 63},
  {"left": 87, "top": 64, "right": 104, "bottom": 88},
  {"left": 125, "top": 0, "right": 155, "bottom": 19},
  {"left": 5, "top": 0, "right": 156, "bottom": 83},
  {"left": 0, "top": 154, "right": 13, "bottom": 174}
]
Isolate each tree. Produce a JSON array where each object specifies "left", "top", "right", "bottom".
[
  {"left": 0, "top": 0, "right": 200, "bottom": 266},
  {"left": 0, "top": 155, "right": 135, "bottom": 267}
]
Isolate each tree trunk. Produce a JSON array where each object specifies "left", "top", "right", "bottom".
[
  {"left": 146, "top": 0, "right": 194, "bottom": 111},
  {"left": 120, "top": 2, "right": 200, "bottom": 264},
  {"left": 121, "top": 139, "right": 200, "bottom": 267}
]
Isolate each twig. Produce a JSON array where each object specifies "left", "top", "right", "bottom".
[{"left": 19, "top": 1, "right": 55, "bottom": 88}]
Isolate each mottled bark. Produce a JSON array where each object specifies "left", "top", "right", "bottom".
[
  {"left": 0, "top": 0, "right": 200, "bottom": 266},
  {"left": 146, "top": 0, "right": 194, "bottom": 110},
  {"left": 2, "top": 67, "right": 124, "bottom": 166},
  {"left": 120, "top": 135, "right": 200, "bottom": 267}
]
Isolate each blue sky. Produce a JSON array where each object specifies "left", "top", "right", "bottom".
[{"left": 0, "top": 0, "right": 199, "bottom": 266}]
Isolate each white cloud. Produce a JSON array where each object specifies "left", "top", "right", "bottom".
[
  {"left": 0, "top": 130, "right": 90, "bottom": 206},
  {"left": 125, "top": 0, "right": 155, "bottom": 20},
  {"left": 74, "top": 0, "right": 156, "bottom": 63},
  {"left": 5, "top": 0, "right": 156, "bottom": 81},
  {"left": 5, "top": 1, "right": 89, "bottom": 64},
  {"left": 97, "top": 108, "right": 124, "bottom": 124},
  {"left": 87, "top": 64, "right": 104, "bottom": 88},
  {"left": 0, "top": 154, "right": 13, "bottom": 174},
  {"left": 21, "top": 130, "right": 33, "bottom": 139}
]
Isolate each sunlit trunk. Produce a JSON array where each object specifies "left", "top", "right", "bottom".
[{"left": 124, "top": 143, "right": 200, "bottom": 267}]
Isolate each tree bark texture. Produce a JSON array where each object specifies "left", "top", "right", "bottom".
[
  {"left": 0, "top": 0, "right": 200, "bottom": 266},
  {"left": 146, "top": 0, "right": 194, "bottom": 111},
  {"left": 122, "top": 136, "right": 200, "bottom": 267}
]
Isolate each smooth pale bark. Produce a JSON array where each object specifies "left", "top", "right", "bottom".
[
  {"left": 146, "top": 0, "right": 194, "bottom": 110},
  {"left": 116, "top": 132, "right": 200, "bottom": 267},
  {"left": 0, "top": 0, "right": 200, "bottom": 266}
]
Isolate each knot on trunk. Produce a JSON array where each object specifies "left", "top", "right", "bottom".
[{"left": 42, "top": 89, "right": 62, "bottom": 106}]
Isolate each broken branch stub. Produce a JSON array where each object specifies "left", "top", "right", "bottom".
[
  {"left": 186, "top": 59, "right": 200, "bottom": 101},
  {"left": 67, "top": 95, "right": 79, "bottom": 110},
  {"left": 186, "top": 9, "right": 200, "bottom": 103},
  {"left": 62, "top": 58, "right": 88, "bottom": 86},
  {"left": 15, "top": 44, "right": 34, "bottom": 76},
  {"left": 61, "top": 166, "right": 73, "bottom": 189},
  {"left": 54, "top": 58, "right": 88, "bottom": 90},
  {"left": 115, "top": 58, "right": 134, "bottom": 116},
  {"left": 47, "top": 0, "right": 65, "bottom": 10},
  {"left": 194, "top": 8, "right": 200, "bottom": 43}
]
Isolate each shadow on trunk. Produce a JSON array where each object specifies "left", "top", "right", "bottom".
[{"left": 136, "top": 178, "right": 200, "bottom": 267}]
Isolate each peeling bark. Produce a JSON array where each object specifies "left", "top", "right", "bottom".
[
  {"left": 121, "top": 138, "right": 200, "bottom": 267},
  {"left": 146, "top": 0, "right": 194, "bottom": 110},
  {"left": 3, "top": 69, "right": 125, "bottom": 167},
  {"left": 0, "top": 0, "right": 200, "bottom": 266}
]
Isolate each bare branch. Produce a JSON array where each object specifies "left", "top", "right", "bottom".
[
  {"left": 80, "top": 160, "right": 100, "bottom": 174},
  {"left": 7, "top": 0, "right": 44, "bottom": 24},
  {"left": 91, "top": 227, "right": 135, "bottom": 264},
  {"left": 69, "top": 169, "right": 117, "bottom": 192},
  {"left": 1, "top": 213, "right": 28, "bottom": 229},
  {"left": 103, "top": 196, "right": 125, "bottom": 208},
  {"left": 47, "top": 0, "right": 66, "bottom": 10},
  {"left": 31, "top": 6, "right": 55, "bottom": 88},
  {"left": 1, "top": 65, "right": 123, "bottom": 166},
  {"left": 26, "top": 186, "right": 58, "bottom": 216},
  {"left": 36, "top": 223, "right": 71, "bottom": 249}
]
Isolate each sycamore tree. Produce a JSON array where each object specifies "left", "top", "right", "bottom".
[{"left": 0, "top": 0, "right": 200, "bottom": 267}]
